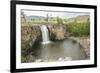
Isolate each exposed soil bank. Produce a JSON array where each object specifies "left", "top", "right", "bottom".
[{"left": 67, "top": 36, "right": 90, "bottom": 58}]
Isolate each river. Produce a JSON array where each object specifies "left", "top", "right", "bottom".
[{"left": 31, "top": 38, "right": 87, "bottom": 62}]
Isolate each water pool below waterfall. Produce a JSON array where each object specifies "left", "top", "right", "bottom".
[{"left": 31, "top": 39, "right": 87, "bottom": 62}]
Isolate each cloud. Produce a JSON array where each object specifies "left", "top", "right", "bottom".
[{"left": 22, "top": 10, "right": 89, "bottom": 19}]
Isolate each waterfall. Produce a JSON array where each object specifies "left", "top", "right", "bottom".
[{"left": 40, "top": 25, "right": 50, "bottom": 44}]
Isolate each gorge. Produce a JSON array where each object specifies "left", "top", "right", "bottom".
[{"left": 21, "top": 24, "right": 89, "bottom": 63}]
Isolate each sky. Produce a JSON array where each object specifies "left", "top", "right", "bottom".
[{"left": 22, "top": 10, "right": 90, "bottom": 19}]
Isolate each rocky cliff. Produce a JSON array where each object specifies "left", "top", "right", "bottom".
[
  {"left": 21, "top": 24, "right": 66, "bottom": 51},
  {"left": 48, "top": 24, "right": 66, "bottom": 40},
  {"left": 21, "top": 25, "right": 41, "bottom": 62},
  {"left": 21, "top": 24, "right": 67, "bottom": 62}
]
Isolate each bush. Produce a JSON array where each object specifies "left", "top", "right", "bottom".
[{"left": 65, "top": 20, "right": 90, "bottom": 36}]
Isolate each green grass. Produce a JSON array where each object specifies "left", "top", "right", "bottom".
[{"left": 65, "top": 21, "right": 90, "bottom": 36}]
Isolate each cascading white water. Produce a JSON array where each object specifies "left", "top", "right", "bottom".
[{"left": 40, "top": 25, "right": 50, "bottom": 44}]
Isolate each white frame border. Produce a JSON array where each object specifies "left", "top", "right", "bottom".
[{"left": 16, "top": 4, "right": 94, "bottom": 69}]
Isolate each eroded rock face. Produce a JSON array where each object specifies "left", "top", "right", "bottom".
[
  {"left": 21, "top": 25, "right": 41, "bottom": 61},
  {"left": 47, "top": 24, "right": 66, "bottom": 40}
]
